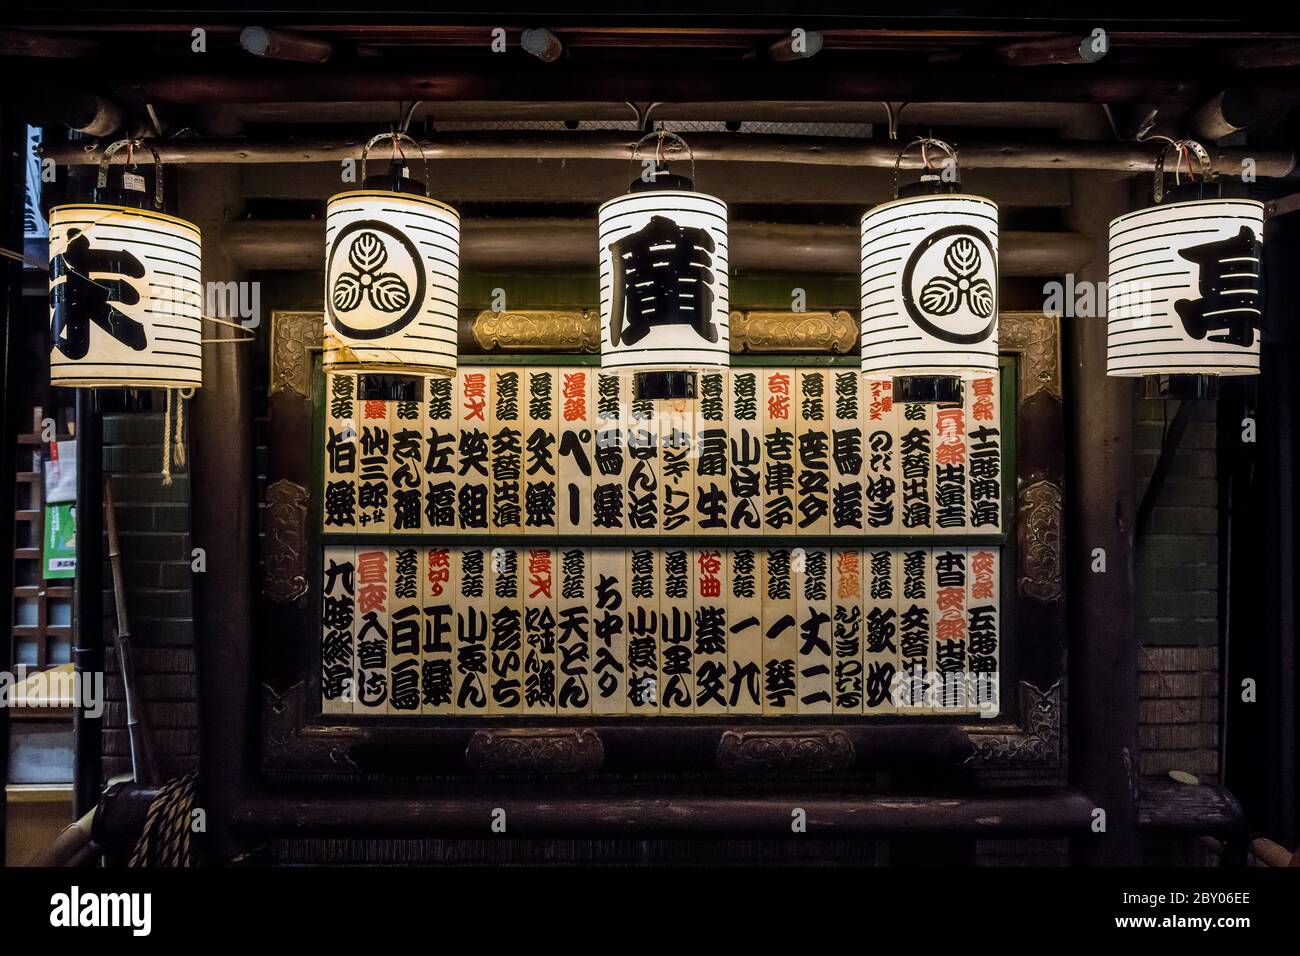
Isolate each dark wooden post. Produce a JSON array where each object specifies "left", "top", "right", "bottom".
[
  {"left": 72, "top": 389, "right": 103, "bottom": 816},
  {"left": 1064, "top": 171, "right": 1141, "bottom": 864},
  {"left": 184, "top": 167, "right": 255, "bottom": 864},
  {"left": 0, "top": 107, "right": 26, "bottom": 865}
]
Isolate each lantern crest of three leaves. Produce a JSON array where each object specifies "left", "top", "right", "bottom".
[
  {"left": 323, "top": 190, "right": 460, "bottom": 376},
  {"left": 919, "top": 237, "right": 995, "bottom": 319},
  {"left": 332, "top": 231, "right": 412, "bottom": 314}
]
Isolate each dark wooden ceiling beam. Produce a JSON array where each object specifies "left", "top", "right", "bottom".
[
  {"left": 94, "top": 61, "right": 1227, "bottom": 105},
  {"left": 238, "top": 26, "right": 333, "bottom": 63},
  {"left": 235, "top": 160, "right": 1072, "bottom": 207},
  {"left": 0, "top": 27, "right": 101, "bottom": 58},
  {"left": 42, "top": 130, "right": 1294, "bottom": 177}
]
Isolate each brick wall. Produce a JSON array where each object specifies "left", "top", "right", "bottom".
[
  {"left": 1132, "top": 396, "right": 1221, "bottom": 786},
  {"left": 100, "top": 412, "right": 198, "bottom": 782}
]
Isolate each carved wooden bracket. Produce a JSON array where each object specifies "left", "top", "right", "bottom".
[
  {"left": 731, "top": 310, "right": 858, "bottom": 354},
  {"left": 1000, "top": 310, "right": 1062, "bottom": 402},
  {"left": 270, "top": 311, "right": 320, "bottom": 399},
  {"left": 965, "top": 682, "right": 1062, "bottom": 769},
  {"left": 264, "top": 479, "right": 309, "bottom": 604},
  {"left": 465, "top": 729, "right": 605, "bottom": 773},
  {"left": 1018, "top": 480, "right": 1064, "bottom": 604},
  {"left": 469, "top": 309, "right": 601, "bottom": 353},
  {"left": 716, "top": 729, "right": 855, "bottom": 772}
]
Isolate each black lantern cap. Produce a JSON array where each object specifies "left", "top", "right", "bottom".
[
  {"left": 634, "top": 370, "right": 698, "bottom": 401},
  {"left": 91, "top": 165, "right": 156, "bottom": 211},
  {"left": 363, "top": 159, "right": 426, "bottom": 195},
  {"left": 629, "top": 164, "right": 694, "bottom": 193},
  {"left": 894, "top": 374, "right": 964, "bottom": 404},
  {"left": 898, "top": 172, "right": 961, "bottom": 199},
  {"left": 1143, "top": 374, "right": 1221, "bottom": 401}
]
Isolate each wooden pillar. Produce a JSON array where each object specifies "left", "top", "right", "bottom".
[
  {"left": 72, "top": 390, "right": 102, "bottom": 816},
  {"left": 1064, "top": 171, "right": 1141, "bottom": 864},
  {"left": 183, "top": 167, "right": 255, "bottom": 864},
  {"left": 0, "top": 108, "right": 25, "bottom": 865}
]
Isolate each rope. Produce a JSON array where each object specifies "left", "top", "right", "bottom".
[
  {"left": 128, "top": 771, "right": 199, "bottom": 867},
  {"left": 160, "top": 389, "right": 188, "bottom": 486},
  {"left": 172, "top": 391, "right": 187, "bottom": 471},
  {"left": 161, "top": 389, "right": 173, "bottom": 486}
]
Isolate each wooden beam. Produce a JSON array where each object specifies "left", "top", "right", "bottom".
[
  {"left": 768, "top": 29, "right": 824, "bottom": 62},
  {"left": 104, "top": 61, "right": 1215, "bottom": 105},
  {"left": 520, "top": 27, "right": 564, "bottom": 63},
  {"left": 239, "top": 26, "right": 332, "bottom": 63},
  {"left": 41, "top": 131, "right": 1295, "bottom": 177},
  {"left": 223, "top": 99, "right": 1092, "bottom": 128},
  {"left": 1064, "top": 171, "right": 1141, "bottom": 865},
  {"left": 221, "top": 217, "right": 1093, "bottom": 276},
  {"left": 232, "top": 787, "right": 1099, "bottom": 838},
  {"left": 237, "top": 160, "right": 1073, "bottom": 208},
  {"left": 184, "top": 167, "right": 257, "bottom": 865},
  {"left": 1224, "top": 40, "right": 1300, "bottom": 68},
  {"left": 0, "top": 28, "right": 100, "bottom": 58},
  {"left": 1189, "top": 89, "right": 1260, "bottom": 141},
  {"left": 998, "top": 33, "right": 1109, "bottom": 67}
]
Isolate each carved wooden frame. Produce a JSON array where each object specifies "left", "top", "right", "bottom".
[{"left": 260, "top": 309, "right": 1065, "bottom": 780}]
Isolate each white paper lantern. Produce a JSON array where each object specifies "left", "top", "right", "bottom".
[
  {"left": 1106, "top": 198, "right": 1264, "bottom": 377},
  {"left": 859, "top": 193, "right": 1000, "bottom": 380},
  {"left": 49, "top": 143, "right": 203, "bottom": 389},
  {"left": 598, "top": 141, "right": 729, "bottom": 375},
  {"left": 324, "top": 135, "right": 460, "bottom": 377}
]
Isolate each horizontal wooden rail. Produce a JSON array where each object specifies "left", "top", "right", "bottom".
[
  {"left": 223, "top": 218, "right": 1093, "bottom": 276},
  {"left": 41, "top": 131, "right": 1295, "bottom": 177},
  {"left": 232, "top": 787, "right": 1097, "bottom": 838}
]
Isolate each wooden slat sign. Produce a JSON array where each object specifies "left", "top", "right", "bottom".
[
  {"left": 320, "top": 546, "right": 1000, "bottom": 718},
  {"left": 322, "top": 366, "right": 1002, "bottom": 538}
]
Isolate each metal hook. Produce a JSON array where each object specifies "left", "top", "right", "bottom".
[
  {"left": 891, "top": 136, "right": 958, "bottom": 200},
  {"left": 97, "top": 138, "right": 165, "bottom": 210},
  {"left": 630, "top": 130, "right": 696, "bottom": 187},
  {"left": 360, "top": 130, "right": 430, "bottom": 195},
  {"left": 1153, "top": 138, "right": 1212, "bottom": 203}
]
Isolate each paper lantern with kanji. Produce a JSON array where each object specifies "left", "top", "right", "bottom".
[
  {"left": 598, "top": 181, "right": 729, "bottom": 376},
  {"left": 859, "top": 193, "right": 1000, "bottom": 385},
  {"left": 1106, "top": 198, "right": 1264, "bottom": 378},
  {"left": 48, "top": 204, "right": 203, "bottom": 389}
]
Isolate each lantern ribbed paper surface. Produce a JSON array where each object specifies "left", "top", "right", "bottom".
[
  {"left": 324, "top": 189, "right": 460, "bottom": 376},
  {"left": 859, "top": 194, "right": 1000, "bottom": 377},
  {"left": 49, "top": 204, "right": 202, "bottom": 389},
  {"left": 1107, "top": 198, "right": 1264, "bottom": 377},
  {"left": 598, "top": 189, "right": 729, "bottom": 371}
]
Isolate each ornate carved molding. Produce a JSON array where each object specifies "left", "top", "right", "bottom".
[
  {"left": 270, "top": 311, "right": 320, "bottom": 399},
  {"left": 1000, "top": 310, "right": 1062, "bottom": 401},
  {"left": 716, "top": 729, "right": 855, "bottom": 772},
  {"left": 469, "top": 309, "right": 601, "bottom": 353},
  {"left": 1019, "top": 480, "right": 1064, "bottom": 604},
  {"left": 731, "top": 309, "right": 857, "bottom": 354},
  {"left": 966, "top": 682, "right": 1062, "bottom": 768},
  {"left": 465, "top": 729, "right": 605, "bottom": 772},
  {"left": 264, "top": 479, "right": 309, "bottom": 604}
]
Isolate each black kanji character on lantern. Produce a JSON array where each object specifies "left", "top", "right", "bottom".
[
  {"left": 50, "top": 229, "right": 148, "bottom": 359},
  {"left": 608, "top": 215, "right": 718, "bottom": 347},
  {"left": 1174, "top": 225, "right": 1261, "bottom": 347}
]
